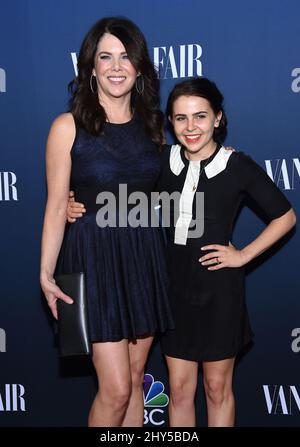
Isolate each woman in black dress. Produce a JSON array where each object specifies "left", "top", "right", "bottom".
[
  {"left": 158, "top": 77, "right": 296, "bottom": 426},
  {"left": 40, "top": 17, "right": 173, "bottom": 427}
]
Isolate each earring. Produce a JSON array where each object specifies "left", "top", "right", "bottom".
[
  {"left": 90, "top": 74, "right": 97, "bottom": 94},
  {"left": 135, "top": 75, "right": 144, "bottom": 95}
]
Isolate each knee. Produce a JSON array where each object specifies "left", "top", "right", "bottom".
[
  {"left": 203, "top": 377, "right": 227, "bottom": 406},
  {"left": 101, "top": 379, "right": 132, "bottom": 411},
  {"left": 131, "top": 364, "right": 144, "bottom": 388},
  {"left": 130, "top": 360, "right": 146, "bottom": 389},
  {"left": 169, "top": 377, "right": 196, "bottom": 407}
]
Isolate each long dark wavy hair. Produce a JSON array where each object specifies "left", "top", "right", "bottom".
[
  {"left": 69, "top": 17, "right": 164, "bottom": 145},
  {"left": 166, "top": 77, "right": 227, "bottom": 143}
]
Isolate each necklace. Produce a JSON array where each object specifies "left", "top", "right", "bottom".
[
  {"left": 184, "top": 143, "right": 217, "bottom": 191},
  {"left": 189, "top": 158, "right": 210, "bottom": 191}
]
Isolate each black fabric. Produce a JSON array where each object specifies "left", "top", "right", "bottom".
[{"left": 159, "top": 146, "right": 291, "bottom": 361}]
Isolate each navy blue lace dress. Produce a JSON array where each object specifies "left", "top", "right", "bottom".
[{"left": 56, "top": 115, "right": 173, "bottom": 342}]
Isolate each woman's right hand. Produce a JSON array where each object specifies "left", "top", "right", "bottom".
[
  {"left": 67, "top": 190, "right": 86, "bottom": 223},
  {"left": 41, "top": 275, "right": 73, "bottom": 320}
]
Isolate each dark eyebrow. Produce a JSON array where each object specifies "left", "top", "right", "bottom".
[
  {"left": 174, "top": 111, "right": 208, "bottom": 118},
  {"left": 98, "top": 51, "right": 128, "bottom": 55}
]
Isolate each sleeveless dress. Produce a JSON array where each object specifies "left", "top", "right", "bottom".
[
  {"left": 56, "top": 116, "right": 174, "bottom": 342},
  {"left": 159, "top": 144, "right": 291, "bottom": 362}
]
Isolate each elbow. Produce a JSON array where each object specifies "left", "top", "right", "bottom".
[
  {"left": 286, "top": 208, "right": 297, "bottom": 231},
  {"left": 290, "top": 209, "right": 297, "bottom": 227},
  {"left": 273, "top": 208, "right": 297, "bottom": 234}
]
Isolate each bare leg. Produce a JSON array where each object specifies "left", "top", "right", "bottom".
[
  {"left": 88, "top": 340, "right": 131, "bottom": 427},
  {"left": 166, "top": 356, "right": 198, "bottom": 427},
  {"left": 122, "top": 335, "right": 154, "bottom": 427},
  {"left": 203, "top": 357, "right": 235, "bottom": 427}
]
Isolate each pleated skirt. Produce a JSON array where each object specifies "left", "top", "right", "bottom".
[{"left": 56, "top": 214, "right": 174, "bottom": 342}]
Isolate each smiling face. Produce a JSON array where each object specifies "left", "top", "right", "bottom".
[
  {"left": 93, "top": 33, "right": 138, "bottom": 103},
  {"left": 170, "top": 95, "right": 222, "bottom": 160}
]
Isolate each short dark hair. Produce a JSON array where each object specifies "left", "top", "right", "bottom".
[
  {"left": 69, "top": 17, "right": 163, "bottom": 145},
  {"left": 166, "top": 77, "right": 227, "bottom": 143}
]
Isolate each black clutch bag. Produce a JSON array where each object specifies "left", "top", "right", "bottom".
[{"left": 54, "top": 272, "right": 91, "bottom": 357}]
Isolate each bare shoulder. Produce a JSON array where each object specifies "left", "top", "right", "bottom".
[
  {"left": 47, "top": 113, "right": 76, "bottom": 154},
  {"left": 50, "top": 112, "right": 75, "bottom": 137}
]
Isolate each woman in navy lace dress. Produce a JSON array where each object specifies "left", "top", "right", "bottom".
[{"left": 40, "top": 17, "right": 173, "bottom": 427}]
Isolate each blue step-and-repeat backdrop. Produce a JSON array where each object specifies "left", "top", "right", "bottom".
[{"left": 0, "top": 0, "right": 299, "bottom": 427}]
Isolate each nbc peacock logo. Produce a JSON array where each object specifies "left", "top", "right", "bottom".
[{"left": 143, "top": 373, "right": 169, "bottom": 426}]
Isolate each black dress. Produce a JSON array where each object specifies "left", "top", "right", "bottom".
[
  {"left": 159, "top": 144, "right": 291, "bottom": 362},
  {"left": 56, "top": 116, "right": 174, "bottom": 342}
]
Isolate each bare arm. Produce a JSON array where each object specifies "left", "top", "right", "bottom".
[
  {"left": 40, "top": 113, "right": 75, "bottom": 317},
  {"left": 200, "top": 208, "right": 296, "bottom": 269},
  {"left": 239, "top": 208, "right": 296, "bottom": 263}
]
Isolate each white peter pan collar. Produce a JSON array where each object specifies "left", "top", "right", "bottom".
[
  {"left": 169, "top": 144, "right": 185, "bottom": 176},
  {"left": 169, "top": 144, "right": 233, "bottom": 178},
  {"left": 205, "top": 146, "right": 233, "bottom": 178}
]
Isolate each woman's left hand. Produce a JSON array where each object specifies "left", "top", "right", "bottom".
[{"left": 199, "top": 244, "right": 247, "bottom": 270}]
